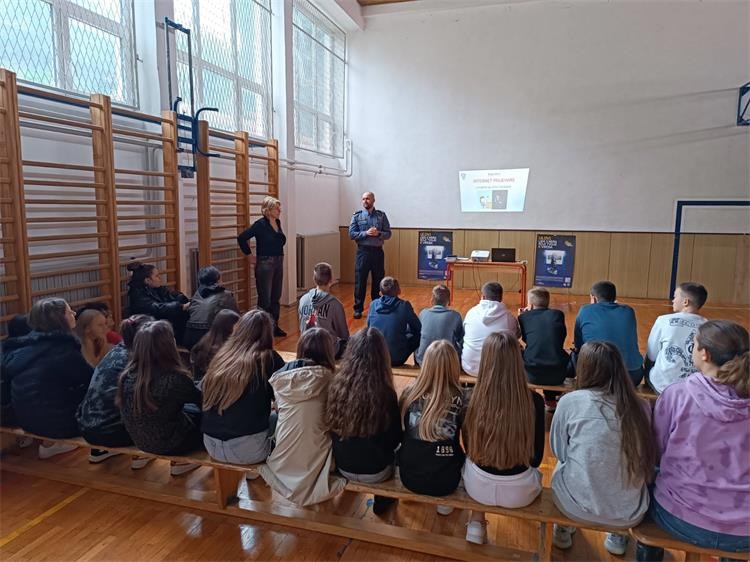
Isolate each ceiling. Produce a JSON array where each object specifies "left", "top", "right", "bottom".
[{"left": 357, "top": 0, "right": 417, "bottom": 6}]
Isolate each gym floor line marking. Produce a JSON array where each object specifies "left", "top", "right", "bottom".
[{"left": 0, "top": 487, "right": 89, "bottom": 548}]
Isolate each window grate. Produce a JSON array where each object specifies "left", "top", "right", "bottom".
[
  {"left": 292, "top": 0, "right": 346, "bottom": 158},
  {"left": 0, "top": 0, "right": 138, "bottom": 107},
  {"left": 173, "top": 0, "right": 273, "bottom": 138}
]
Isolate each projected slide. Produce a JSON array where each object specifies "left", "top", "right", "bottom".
[{"left": 458, "top": 168, "right": 529, "bottom": 212}]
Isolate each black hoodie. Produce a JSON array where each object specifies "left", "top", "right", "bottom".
[{"left": 1, "top": 331, "right": 93, "bottom": 437}]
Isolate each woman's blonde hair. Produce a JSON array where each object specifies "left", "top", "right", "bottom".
[
  {"left": 75, "top": 309, "right": 107, "bottom": 359},
  {"left": 202, "top": 310, "right": 274, "bottom": 413},
  {"left": 464, "top": 332, "right": 534, "bottom": 468},
  {"left": 696, "top": 320, "right": 750, "bottom": 398},
  {"left": 261, "top": 196, "right": 281, "bottom": 218},
  {"left": 399, "top": 340, "right": 462, "bottom": 441}
]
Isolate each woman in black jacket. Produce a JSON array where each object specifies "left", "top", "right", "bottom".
[
  {"left": 1, "top": 298, "right": 93, "bottom": 458},
  {"left": 126, "top": 261, "right": 189, "bottom": 345},
  {"left": 237, "top": 196, "right": 287, "bottom": 337}
]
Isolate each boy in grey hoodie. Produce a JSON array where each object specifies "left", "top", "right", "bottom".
[
  {"left": 298, "top": 263, "right": 349, "bottom": 356},
  {"left": 415, "top": 284, "right": 463, "bottom": 365}
]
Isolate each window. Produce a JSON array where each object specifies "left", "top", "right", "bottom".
[
  {"left": 0, "top": 0, "right": 137, "bottom": 106},
  {"left": 173, "top": 0, "right": 273, "bottom": 138},
  {"left": 293, "top": 0, "right": 346, "bottom": 157}
]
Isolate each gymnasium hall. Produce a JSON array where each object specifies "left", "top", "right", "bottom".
[{"left": 0, "top": 0, "right": 748, "bottom": 560}]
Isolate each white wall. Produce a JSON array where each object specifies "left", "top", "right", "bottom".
[
  {"left": 294, "top": 170, "right": 341, "bottom": 235},
  {"left": 341, "top": 0, "right": 750, "bottom": 232}
]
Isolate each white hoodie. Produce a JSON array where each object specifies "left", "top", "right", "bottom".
[{"left": 461, "top": 300, "right": 521, "bottom": 375}]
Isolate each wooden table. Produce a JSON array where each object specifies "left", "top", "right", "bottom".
[{"left": 446, "top": 261, "right": 528, "bottom": 308}]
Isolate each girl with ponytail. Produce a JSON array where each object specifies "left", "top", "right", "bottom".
[
  {"left": 550, "top": 342, "right": 655, "bottom": 555},
  {"left": 637, "top": 320, "right": 750, "bottom": 561}
]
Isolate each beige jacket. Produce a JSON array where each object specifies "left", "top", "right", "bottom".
[{"left": 260, "top": 360, "right": 345, "bottom": 506}]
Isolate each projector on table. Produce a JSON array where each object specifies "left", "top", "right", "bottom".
[{"left": 470, "top": 250, "right": 490, "bottom": 262}]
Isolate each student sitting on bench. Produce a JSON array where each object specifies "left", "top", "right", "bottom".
[
  {"left": 645, "top": 281, "right": 707, "bottom": 394},
  {"left": 518, "top": 287, "right": 569, "bottom": 411},
  {"left": 261, "top": 329, "right": 345, "bottom": 506},
  {"left": 461, "top": 282, "right": 520, "bottom": 376},
  {"left": 78, "top": 314, "right": 153, "bottom": 454},
  {"left": 367, "top": 277, "right": 421, "bottom": 366},
  {"left": 327, "top": 328, "right": 402, "bottom": 516},
  {"left": 574, "top": 280, "right": 644, "bottom": 386},
  {"left": 551, "top": 342, "right": 654, "bottom": 556},
  {"left": 298, "top": 262, "right": 349, "bottom": 359},
  {"left": 190, "top": 309, "right": 240, "bottom": 381},
  {"left": 117, "top": 320, "right": 203, "bottom": 475},
  {"left": 398, "top": 340, "right": 467, "bottom": 515},
  {"left": 414, "top": 284, "right": 463, "bottom": 366},
  {"left": 2, "top": 298, "right": 93, "bottom": 459},
  {"left": 201, "top": 310, "right": 285, "bottom": 466},
  {"left": 636, "top": 321, "right": 750, "bottom": 562},
  {"left": 126, "top": 261, "right": 190, "bottom": 346},
  {"left": 462, "top": 332, "right": 544, "bottom": 545},
  {"left": 183, "top": 265, "right": 239, "bottom": 350}
]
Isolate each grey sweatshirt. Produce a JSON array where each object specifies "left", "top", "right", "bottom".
[
  {"left": 298, "top": 288, "right": 349, "bottom": 341},
  {"left": 415, "top": 305, "right": 464, "bottom": 365},
  {"left": 550, "top": 389, "right": 650, "bottom": 528}
]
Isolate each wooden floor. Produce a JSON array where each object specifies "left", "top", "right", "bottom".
[{"left": 2, "top": 283, "right": 747, "bottom": 561}]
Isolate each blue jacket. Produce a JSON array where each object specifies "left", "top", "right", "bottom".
[
  {"left": 348, "top": 209, "right": 392, "bottom": 248},
  {"left": 574, "top": 302, "right": 642, "bottom": 371},
  {"left": 367, "top": 296, "right": 421, "bottom": 366}
]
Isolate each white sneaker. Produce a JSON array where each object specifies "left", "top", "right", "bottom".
[
  {"left": 604, "top": 533, "right": 628, "bottom": 556},
  {"left": 38, "top": 442, "right": 77, "bottom": 459},
  {"left": 465, "top": 520, "right": 487, "bottom": 544},
  {"left": 246, "top": 471, "right": 260, "bottom": 480},
  {"left": 131, "top": 456, "right": 154, "bottom": 470},
  {"left": 17, "top": 436, "right": 34, "bottom": 448},
  {"left": 553, "top": 524, "right": 575, "bottom": 549},
  {"left": 436, "top": 505, "right": 454, "bottom": 516},
  {"left": 88, "top": 449, "right": 121, "bottom": 463},
  {"left": 170, "top": 462, "right": 199, "bottom": 476}
]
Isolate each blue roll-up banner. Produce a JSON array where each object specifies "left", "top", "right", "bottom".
[
  {"left": 418, "top": 231, "right": 453, "bottom": 280},
  {"left": 534, "top": 234, "right": 576, "bottom": 288}
]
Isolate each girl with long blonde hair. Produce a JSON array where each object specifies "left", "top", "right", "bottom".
[
  {"left": 462, "top": 332, "right": 545, "bottom": 544},
  {"left": 398, "top": 340, "right": 466, "bottom": 512},
  {"left": 201, "top": 310, "right": 285, "bottom": 465}
]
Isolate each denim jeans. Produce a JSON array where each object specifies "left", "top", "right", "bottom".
[{"left": 636, "top": 498, "right": 750, "bottom": 561}]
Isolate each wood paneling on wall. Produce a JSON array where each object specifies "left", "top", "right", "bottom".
[{"left": 338, "top": 228, "right": 749, "bottom": 305}]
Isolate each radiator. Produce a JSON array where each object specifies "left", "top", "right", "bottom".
[{"left": 296, "top": 232, "right": 340, "bottom": 290}]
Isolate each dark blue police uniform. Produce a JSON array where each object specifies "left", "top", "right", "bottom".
[{"left": 348, "top": 208, "right": 391, "bottom": 315}]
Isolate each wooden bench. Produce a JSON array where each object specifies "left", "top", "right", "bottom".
[
  {"left": 528, "top": 381, "right": 658, "bottom": 401},
  {"left": 0, "top": 426, "right": 256, "bottom": 508},
  {"left": 281, "top": 350, "right": 656, "bottom": 398},
  {"left": 0, "top": 426, "right": 529, "bottom": 561},
  {"left": 1, "top": 425, "right": 737, "bottom": 562},
  {"left": 630, "top": 520, "right": 750, "bottom": 561},
  {"left": 390, "top": 363, "right": 658, "bottom": 401}
]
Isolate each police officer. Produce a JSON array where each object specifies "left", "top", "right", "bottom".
[{"left": 348, "top": 191, "right": 391, "bottom": 319}]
